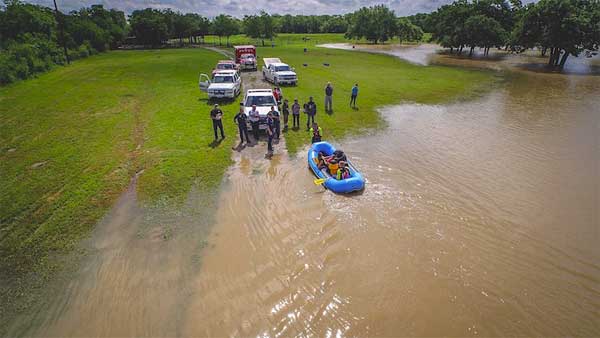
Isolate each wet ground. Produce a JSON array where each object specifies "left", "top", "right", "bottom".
[{"left": 11, "top": 45, "right": 600, "bottom": 336}]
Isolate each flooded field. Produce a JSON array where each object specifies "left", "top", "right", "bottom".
[{"left": 13, "top": 46, "right": 600, "bottom": 336}]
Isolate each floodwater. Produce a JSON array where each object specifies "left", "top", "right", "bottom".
[{"left": 14, "top": 46, "right": 600, "bottom": 337}]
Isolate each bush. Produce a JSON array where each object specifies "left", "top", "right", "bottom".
[{"left": 0, "top": 35, "right": 64, "bottom": 85}]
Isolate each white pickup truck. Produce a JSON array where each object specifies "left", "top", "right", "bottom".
[
  {"left": 243, "top": 89, "right": 279, "bottom": 130},
  {"left": 262, "top": 58, "right": 297, "bottom": 86},
  {"left": 199, "top": 70, "right": 241, "bottom": 99}
]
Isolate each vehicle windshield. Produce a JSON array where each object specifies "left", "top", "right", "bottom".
[
  {"left": 213, "top": 76, "right": 233, "bottom": 83},
  {"left": 275, "top": 65, "right": 291, "bottom": 72},
  {"left": 217, "top": 63, "right": 234, "bottom": 69},
  {"left": 242, "top": 54, "right": 254, "bottom": 60},
  {"left": 245, "top": 95, "right": 276, "bottom": 107}
]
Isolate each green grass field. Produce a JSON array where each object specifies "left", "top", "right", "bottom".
[{"left": 0, "top": 34, "right": 497, "bottom": 329}]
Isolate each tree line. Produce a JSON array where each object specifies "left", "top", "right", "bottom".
[
  {"left": 0, "top": 0, "right": 127, "bottom": 84},
  {"left": 414, "top": 0, "right": 600, "bottom": 68},
  {"left": 2, "top": 0, "right": 598, "bottom": 85}
]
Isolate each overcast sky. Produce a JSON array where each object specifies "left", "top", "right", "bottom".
[{"left": 25, "top": 0, "right": 460, "bottom": 17}]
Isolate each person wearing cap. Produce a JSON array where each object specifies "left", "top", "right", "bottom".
[
  {"left": 324, "top": 82, "right": 333, "bottom": 112},
  {"left": 233, "top": 102, "right": 249, "bottom": 144},
  {"left": 291, "top": 98, "right": 300, "bottom": 129},
  {"left": 248, "top": 104, "right": 260, "bottom": 142},
  {"left": 210, "top": 104, "right": 225, "bottom": 140},
  {"left": 305, "top": 96, "right": 317, "bottom": 131}
]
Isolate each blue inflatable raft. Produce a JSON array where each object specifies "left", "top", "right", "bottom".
[{"left": 308, "top": 142, "right": 365, "bottom": 193}]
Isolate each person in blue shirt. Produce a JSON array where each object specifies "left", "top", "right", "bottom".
[{"left": 350, "top": 83, "right": 359, "bottom": 108}]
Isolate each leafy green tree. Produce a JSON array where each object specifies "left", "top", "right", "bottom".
[
  {"left": 321, "top": 15, "right": 348, "bottom": 33},
  {"left": 129, "top": 8, "right": 169, "bottom": 46},
  {"left": 396, "top": 18, "right": 424, "bottom": 43},
  {"left": 346, "top": 5, "right": 398, "bottom": 44},
  {"left": 513, "top": 0, "right": 599, "bottom": 68},
  {"left": 212, "top": 14, "right": 239, "bottom": 46},
  {"left": 243, "top": 11, "right": 276, "bottom": 46},
  {"left": 0, "top": 1, "right": 56, "bottom": 43},
  {"left": 464, "top": 14, "right": 507, "bottom": 55}
]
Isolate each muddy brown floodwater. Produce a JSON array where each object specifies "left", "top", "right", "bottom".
[{"left": 12, "top": 46, "right": 600, "bottom": 337}]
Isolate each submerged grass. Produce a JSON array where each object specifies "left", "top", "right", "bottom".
[
  {"left": 0, "top": 48, "right": 235, "bottom": 331},
  {"left": 0, "top": 35, "right": 498, "bottom": 331}
]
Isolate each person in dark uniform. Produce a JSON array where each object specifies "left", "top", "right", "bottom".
[
  {"left": 233, "top": 103, "right": 249, "bottom": 144},
  {"left": 305, "top": 96, "right": 317, "bottom": 131},
  {"left": 266, "top": 111, "right": 275, "bottom": 156},
  {"left": 270, "top": 106, "right": 280, "bottom": 139},
  {"left": 210, "top": 104, "right": 225, "bottom": 140}
]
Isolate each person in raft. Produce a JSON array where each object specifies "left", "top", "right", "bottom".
[
  {"left": 336, "top": 161, "right": 350, "bottom": 180},
  {"left": 266, "top": 110, "right": 275, "bottom": 156},
  {"left": 210, "top": 103, "right": 225, "bottom": 140},
  {"left": 282, "top": 98, "right": 290, "bottom": 131},
  {"left": 310, "top": 122, "right": 322, "bottom": 143},
  {"left": 233, "top": 102, "right": 249, "bottom": 145},
  {"left": 350, "top": 83, "right": 359, "bottom": 108},
  {"left": 291, "top": 98, "right": 301, "bottom": 129}
]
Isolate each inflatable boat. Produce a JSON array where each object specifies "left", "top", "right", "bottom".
[{"left": 308, "top": 142, "right": 365, "bottom": 193}]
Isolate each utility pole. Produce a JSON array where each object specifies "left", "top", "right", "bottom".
[{"left": 52, "top": 0, "right": 70, "bottom": 64}]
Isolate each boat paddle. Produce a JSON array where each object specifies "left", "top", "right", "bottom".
[{"left": 313, "top": 178, "right": 326, "bottom": 185}]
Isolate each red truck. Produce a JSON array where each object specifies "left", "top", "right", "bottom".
[{"left": 234, "top": 45, "right": 257, "bottom": 71}]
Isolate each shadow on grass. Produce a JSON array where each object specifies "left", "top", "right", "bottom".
[{"left": 208, "top": 138, "right": 224, "bottom": 148}]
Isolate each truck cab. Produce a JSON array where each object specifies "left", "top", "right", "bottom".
[
  {"left": 212, "top": 60, "right": 240, "bottom": 76},
  {"left": 234, "top": 45, "right": 257, "bottom": 71},
  {"left": 199, "top": 70, "right": 241, "bottom": 99},
  {"left": 243, "top": 89, "right": 279, "bottom": 130},
  {"left": 262, "top": 58, "right": 297, "bottom": 86}
]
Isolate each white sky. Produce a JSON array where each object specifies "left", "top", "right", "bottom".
[{"left": 25, "top": 0, "right": 467, "bottom": 17}]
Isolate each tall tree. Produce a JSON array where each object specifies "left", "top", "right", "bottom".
[
  {"left": 243, "top": 11, "right": 276, "bottom": 46},
  {"left": 345, "top": 5, "right": 398, "bottom": 44},
  {"left": 129, "top": 8, "right": 169, "bottom": 46},
  {"left": 513, "top": 0, "right": 599, "bottom": 68},
  {"left": 213, "top": 14, "right": 239, "bottom": 46},
  {"left": 396, "top": 18, "right": 424, "bottom": 43}
]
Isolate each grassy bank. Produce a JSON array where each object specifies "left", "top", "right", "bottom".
[
  {"left": 253, "top": 44, "right": 496, "bottom": 153},
  {"left": 0, "top": 48, "right": 236, "bottom": 330},
  {"left": 1, "top": 35, "right": 497, "bottom": 330}
]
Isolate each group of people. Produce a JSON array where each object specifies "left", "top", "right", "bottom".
[
  {"left": 317, "top": 149, "right": 350, "bottom": 180},
  {"left": 210, "top": 82, "right": 361, "bottom": 158}
]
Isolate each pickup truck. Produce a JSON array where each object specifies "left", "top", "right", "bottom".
[
  {"left": 199, "top": 70, "right": 241, "bottom": 99},
  {"left": 262, "top": 58, "right": 297, "bottom": 86},
  {"left": 212, "top": 60, "right": 240, "bottom": 76},
  {"left": 243, "top": 89, "right": 279, "bottom": 130}
]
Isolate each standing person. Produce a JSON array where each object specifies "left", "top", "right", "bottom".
[
  {"left": 291, "top": 98, "right": 301, "bottom": 129},
  {"left": 310, "top": 122, "right": 322, "bottom": 143},
  {"left": 210, "top": 104, "right": 225, "bottom": 140},
  {"left": 266, "top": 111, "right": 275, "bottom": 157},
  {"left": 324, "top": 82, "right": 333, "bottom": 112},
  {"left": 270, "top": 106, "right": 280, "bottom": 139},
  {"left": 233, "top": 103, "right": 249, "bottom": 145},
  {"left": 350, "top": 83, "right": 359, "bottom": 108},
  {"left": 305, "top": 96, "right": 317, "bottom": 131},
  {"left": 273, "top": 87, "right": 282, "bottom": 104},
  {"left": 249, "top": 104, "right": 260, "bottom": 142},
  {"left": 282, "top": 99, "right": 290, "bottom": 131}
]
